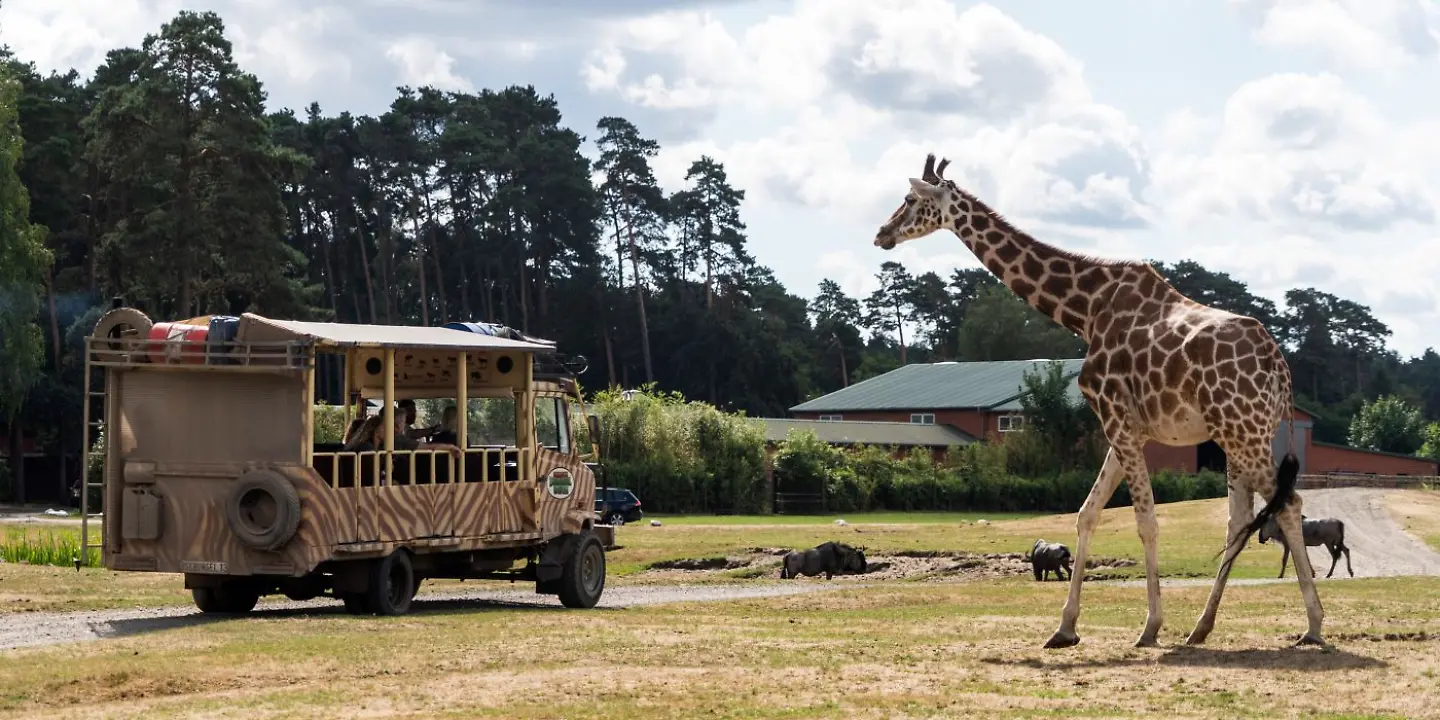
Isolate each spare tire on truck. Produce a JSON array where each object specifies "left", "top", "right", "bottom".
[
  {"left": 91, "top": 307, "right": 153, "bottom": 360},
  {"left": 225, "top": 469, "right": 301, "bottom": 552}
]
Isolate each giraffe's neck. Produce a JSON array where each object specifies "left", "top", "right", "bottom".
[{"left": 948, "top": 196, "right": 1130, "bottom": 342}]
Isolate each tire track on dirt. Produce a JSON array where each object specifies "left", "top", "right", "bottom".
[{"left": 0, "top": 582, "right": 859, "bottom": 652}]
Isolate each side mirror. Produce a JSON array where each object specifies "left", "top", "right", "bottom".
[{"left": 586, "top": 415, "right": 601, "bottom": 443}]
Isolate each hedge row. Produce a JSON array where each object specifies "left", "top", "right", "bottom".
[{"left": 589, "top": 387, "right": 1228, "bottom": 515}]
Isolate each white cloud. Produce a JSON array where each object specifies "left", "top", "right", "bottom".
[
  {"left": 1152, "top": 72, "right": 1436, "bottom": 233},
  {"left": 384, "top": 37, "right": 473, "bottom": 92},
  {"left": 1232, "top": 0, "right": 1440, "bottom": 70},
  {"left": 585, "top": 0, "right": 1154, "bottom": 234},
  {"left": 0, "top": 0, "right": 183, "bottom": 73}
]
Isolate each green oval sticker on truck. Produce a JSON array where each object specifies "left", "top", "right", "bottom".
[{"left": 546, "top": 467, "right": 574, "bottom": 499}]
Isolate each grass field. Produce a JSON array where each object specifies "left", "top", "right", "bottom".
[
  {"left": 1, "top": 494, "right": 1438, "bottom": 718},
  {"left": 1385, "top": 490, "right": 1440, "bottom": 552}
]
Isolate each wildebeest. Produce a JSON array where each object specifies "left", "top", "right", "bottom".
[
  {"left": 1025, "top": 539, "right": 1073, "bottom": 581},
  {"left": 779, "top": 541, "right": 867, "bottom": 579},
  {"left": 1258, "top": 514, "right": 1353, "bottom": 579}
]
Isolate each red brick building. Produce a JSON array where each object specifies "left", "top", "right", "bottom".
[{"left": 790, "top": 360, "right": 1438, "bottom": 477}]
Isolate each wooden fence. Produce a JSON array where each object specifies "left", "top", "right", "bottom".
[{"left": 1296, "top": 473, "right": 1437, "bottom": 490}]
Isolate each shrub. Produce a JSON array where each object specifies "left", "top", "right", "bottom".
[{"left": 589, "top": 384, "right": 767, "bottom": 514}]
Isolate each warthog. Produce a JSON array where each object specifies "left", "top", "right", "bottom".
[
  {"left": 1025, "top": 539, "right": 1073, "bottom": 581},
  {"left": 1259, "top": 514, "right": 1353, "bottom": 579},
  {"left": 780, "top": 541, "right": 868, "bottom": 580}
]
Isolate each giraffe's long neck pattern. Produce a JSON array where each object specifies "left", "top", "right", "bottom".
[{"left": 947, "top": 195, "right": 1126, "bottom": 341}]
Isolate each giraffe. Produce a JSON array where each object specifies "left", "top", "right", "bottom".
[{"left": 872, "top": 154, "right": 1325, "bottom": 648}]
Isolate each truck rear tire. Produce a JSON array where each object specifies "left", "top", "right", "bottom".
[
  {"left": 193, "top": 584, "right": 260, "bottom": 614},
  {"left": 366, "top": 550, "right": 415, "bottom": 616},
  {"left": 557, "top": 532, "right": 605, "bottom": 609}
]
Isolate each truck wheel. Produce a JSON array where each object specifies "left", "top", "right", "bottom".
[
  {"left": 193, "top": 584, "right": 260, "bottom": 614},
  {"left": 557, "top": 532, "right": 606, "bottom": 609},
  {"left": 341, "top": 593, "right": 371, "bottom": 615},
  {"left": 366, "top": 550, "right": 415, "bottom": 616},
  {"left": 226, "top": 469, "right": 301, "bottom": 551}
]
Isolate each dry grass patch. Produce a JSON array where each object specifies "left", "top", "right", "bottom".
[
  {"left": 1, "top": 576, "right": 1436, "bottom": 719},
  {"left": 1385, "top": 488, "right": 1440, "bottom": 551}
]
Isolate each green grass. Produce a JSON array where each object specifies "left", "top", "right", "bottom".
[
  {"left": 0, "top": 526, "right": 100, "bottom": 568},
  {"left": 647, "top": 511, "right": 1040, "bottom": 525}
]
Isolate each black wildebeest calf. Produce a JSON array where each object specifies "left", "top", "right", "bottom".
[
  {"left": 1259, "top": 514, "right": 1353, "bottom": 578},
  {"left": 1025, "top": 539, "right": 1072, "bottom": 581},
  {"left": 780, "top": 541, "right": 867, "bottom": 579}
]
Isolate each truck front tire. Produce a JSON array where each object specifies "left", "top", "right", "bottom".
[{"left": 557, "top": 532, "right": 606, "bottom": 609}]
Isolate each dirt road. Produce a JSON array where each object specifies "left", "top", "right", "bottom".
[
  {"left": 1116, "top": 487, "right": 1440, "bottom": 589},
  {"left": 1283, "top": 487, "right": 1440, "bottom": 578}
]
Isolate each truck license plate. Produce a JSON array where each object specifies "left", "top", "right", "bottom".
[{"left": 181, "top": 560, "right": 228, "bottom": 574}]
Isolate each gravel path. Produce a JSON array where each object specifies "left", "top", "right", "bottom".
[{"left": 0, "top": 582, "right": 858, "bottom": 652}]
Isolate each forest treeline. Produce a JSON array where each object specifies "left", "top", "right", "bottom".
[{"left": 3, "top": 10, "right": 1440, "bottom": 501}]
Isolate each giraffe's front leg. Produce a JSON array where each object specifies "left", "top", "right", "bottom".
[
  {"left": 1046, "top": 447, "right": 1124, "bottom": 649},
  {"left": 1123, "top": 456, "right": 1164, "bottom": 648}
]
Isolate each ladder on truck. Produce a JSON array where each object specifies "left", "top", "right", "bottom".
[{"left": 78, "top": 344, "right": 107, "bottom": 567}]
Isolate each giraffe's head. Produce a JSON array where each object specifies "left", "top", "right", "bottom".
[{"left": 875, "top": 153, "right": 960, "bottom": 250}]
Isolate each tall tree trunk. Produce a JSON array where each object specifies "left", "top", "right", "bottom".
[
  {"left": 319, "top": 211, "right": 338, "bottom": 316},
  {"left": 9, "top": 420, "right": 25, "bottom": 506},
  {"left": 603, "top": 324, "right": 617, "bottom": 389},
  {"left": 413, "top": 217, "right": 429, "bottom": 326},
  {"left": 624, "top": 212, "right": 654, "bottom": 383},
  {"left": 46, "top": 268, "right": 66, "bottom": 503},
  {"left": 705, "top": 243, "right": 713, "bottom": 311},
  {"left": 432, "top": 248, "right": 448, "bottom": 322},
  {"left": 893, "top": 300, "right": 907, "bottom": 365},
  {"left": 353, "top": 209, "right": 378, "bottom": 324}
]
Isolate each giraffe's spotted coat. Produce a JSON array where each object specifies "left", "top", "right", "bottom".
[{"left": 873, "top": 153, "right": 1326, "bottom": 649}]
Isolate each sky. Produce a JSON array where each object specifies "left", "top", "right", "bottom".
[{"left": 4, "top": 0, "right": 1440, "bottom": 357}]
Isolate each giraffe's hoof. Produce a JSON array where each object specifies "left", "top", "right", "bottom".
[
  {"left": 1043, "top": 631, "right": 1080, "bottom": 649},
  {"left": 1184, "top": 629, "right": 1211, "bottom": 646},
  {"left": 1294, "top": 633, "right": 1325, "bottom": 647},
  {"left": 1134, "top": 635, "right": 1160, "bottom": 648}
]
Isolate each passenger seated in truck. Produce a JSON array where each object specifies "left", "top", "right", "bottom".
[
  {"left": 398, "top": 399, "right": 440, "bottom": 440},
  {"left": 431, "top": 406, "right": 459, "bottom": 446},
  {"left": 346, "top": 412, "right": 463, "bottom": 459}
]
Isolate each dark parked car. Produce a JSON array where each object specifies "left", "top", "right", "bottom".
[{"left": 595, "top": 487, "right": 643, "bottom": 525}]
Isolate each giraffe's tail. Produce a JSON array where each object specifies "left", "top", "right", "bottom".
[{"left": 1213, "top": 353, "right": 1301, "bottom": 564}]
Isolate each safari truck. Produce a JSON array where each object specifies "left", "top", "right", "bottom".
[{"left": 79, "top": 305, "right": 612, "bottom": 616}]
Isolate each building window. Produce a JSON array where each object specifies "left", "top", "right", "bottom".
[
  {"left": 910, "top": 413, "right": 935, "bottom": 425},
  {"left": 818, "top": 414, "right": 842, "bottom": 422},
  {"left": 997, "top": 414, "right": 1025, "bottom": 432}
]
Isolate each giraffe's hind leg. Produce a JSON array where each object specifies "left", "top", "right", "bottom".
[
  {"left": 1275, "top": 501, "right": 1326, "bottom": 645},
  {"left": 1185, "top": 479, "right": 1255, "bottom": 645}
]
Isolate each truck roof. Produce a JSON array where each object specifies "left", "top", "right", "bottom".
[{"left": 242, "top": 315, "right": 554, "bottom": 352}]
